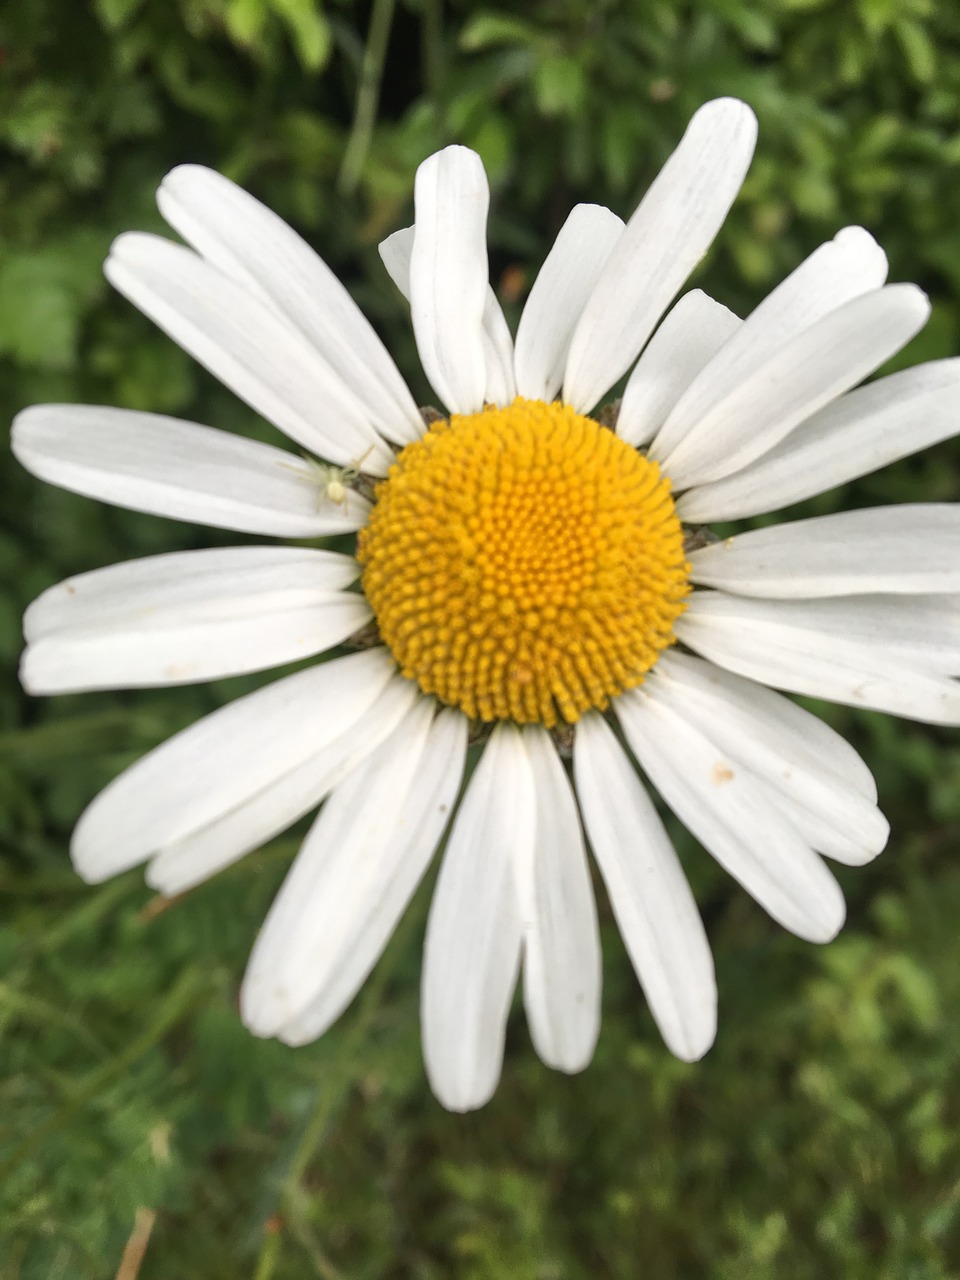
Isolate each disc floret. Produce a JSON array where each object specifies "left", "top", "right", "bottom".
[{"left": 358, "top": 396, "right": 690, "bottom": 726}]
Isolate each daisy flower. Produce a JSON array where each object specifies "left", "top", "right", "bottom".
[{"left": 14, "top": 98, "right": 960, "bottom": 1112}]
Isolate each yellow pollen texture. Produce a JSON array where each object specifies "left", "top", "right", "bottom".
[{"left": 357, "top": 396, "right": 690, "bottom": 727}]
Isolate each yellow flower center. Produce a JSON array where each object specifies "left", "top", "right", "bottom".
[{"left": 357, "top": 396, "right": 689, "bottom": 727}]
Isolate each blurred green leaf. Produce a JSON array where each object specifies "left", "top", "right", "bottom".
[
  {"left": 459, "top": 11, "right": 544, "bottom": 52},
  {"left": 269, "top": 0, "right": 331, "bottom": 71},
  {"left": 0, "top": 232, "right": 107, "bottom": 369},
  {"left": 533, "top": 53, "right": 587, "bottom": 118}
]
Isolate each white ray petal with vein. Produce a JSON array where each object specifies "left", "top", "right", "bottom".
[
  {"left": 158, "top": 165, "right": 424, "bottom": 446},
  {"left": 677, "top": 359, "right": 960, "bottom": 522},
  {"left": 242, "top": 702, "right": 467, "bottom": 1042},
  {"left": 70, "top": 648, "right": 396, "bottom": 882},
  {"left": 422, "top": 722, "right": 532, "bottom": 1112},
  {"left": 650, "top": 225, "right": 887, "bottom": 462},
  {"left": 273, "top": 708, "right": 467, "bottom": 1044},
  {"left": 519, "top": 727, "right": 601, "bottom": 1073},
  {"left": 689, "top": 505, "right": 960, "bottom": 597},
  {"left": 410, "top": 147, "right": 490, "bottom": 414},
  {"left": 658, "top": 284, "right": 930, "bottom": 489},
  {"left": 22, "top": 547, "right": 368, "bottom": 693},
  {"left": 148, "top": 675, "right": 419, "bottom": 895},
  {"left": 751, "top": 779, "right": 884, "bottom": 866},
  {"left": 686, "top": 594, "right": 960, "bottom": 672},
  {"left": 478, "top": 287, "right": 517, "bottom": 406},
  {"left": 654, "top": 649, "right": 877, "bottom": 799},
  {"left": 616, "top": 290, "right": 741, "bottom": 447},
  {"left": 106, "top": 233, "right": 394, "bottom": 474},
  {"left": 24, "top": 546, "right": 359, "bottom": 641},
  {"left": 677, "top": 593, "right": 960, "bottom": 724},
  {"left": 24, "top": 608, "right": 368, "bottom": 694},
  {"left": 649, "top": 653, "right": 888, "bottom": 865},
  {"left": 378, "top": 225, "right": 414, "bottom": 294},
  {"left": 11, "top": 405, "right": 370, "bottom": 536},
  {"left": 514, "top": 204, "right": 624, "bottom": 403},
  {"left": 562, "top": 98, "right": 757, "bottom": 413},
  {"left": 573, "top": 712, "right": 716, "bottom": 1060},
  {"left": 617, "top": 688, "right": 846, "bottom": 943},
  {"left": 379, "top": 224, "right": 514, "bottom": 407}
]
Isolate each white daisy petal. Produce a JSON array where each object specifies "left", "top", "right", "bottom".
[
  {"left": 513, "top": 204, "right": 624, "bottom": 403},
  {"left": 518, "top": 727, "right": 601, "bottom": 1073},
  {"left": 654, "top": 649, "right": 877, "bottom": 800},
  {"left": 276, "top": 708, "right": 467, "bottom": 1046},
  {"left": 241, "top": 702, "right": 467, "bottom": 1043},
  {"left": 616, "top": 290, "right": 741, "bottom": 448},
  {"left": 659, "top": 284, "right": 930, "bottom": 489},
  {"left": 421, "top": 722, "right": 532, "bottom": 1112},
  {"left": 379, "top": 222, "right": 513, "bottom": 407},
  {"left": 573, "top": 712, "right": 716, "bottom": 1061},
  {"left": 677, "top": 359, "right": 960, "bottom": 522},
  {"left": 562, "top": 97, "right": 758, "bottom": 413},
  {"left": 677, "top": 592, "right": 960, "bottom": 725},
  {"left": 649, "top": 652, "right": 889, "bottom": 865},
  {"left": 21, "top": 547, "right": 369, "bottom": 693},
  {"left": 377, "top": 225, "right": 414, "bottom": 296},
  {"left": 147, "top": 674, "right": 418, "bottom": 895},
  {"left": 409, "top": 147, "right": 490, "bottom": 414},
  {"left": 751, "top": 779, "right": 884, "bottom": 867},
  {"left": 479, "top": 287, "right": 518, "bottom": 408},
  {"left": 689, "top": 505, "right": 960, "bottom": 598},
  {"left": 689, "top": 594, "right": 960, "bottom": 674},
  {"left": 616, "top": 688, "right": 846, "bottom": 944},
  {"left": 105, "top": 233, "right": 395, "bottom": 474},
  {"left": 650, "top": 225, "right": 887, "bottom": 463},
  {"left": 157, "top": 165, "right": 423, "bottom": 447},
  {"left": 24, "top": 546, "right": 359, "bottom": 642},
  {"left": 70, "top": 648, "right": 397, "bottom": 883},
  {"left": 11, "top": 405, "right": 370, "bottom": 536}
]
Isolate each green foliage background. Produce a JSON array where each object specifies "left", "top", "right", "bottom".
[{"left": 2, "top": 0, "right": 960, "bottom": 1275}]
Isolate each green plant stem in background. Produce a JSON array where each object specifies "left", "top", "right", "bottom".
[
  {"left": 420, "top": 0, "right": 445, "bottom": 105},
  {"left": 338, "top": 0, "right": 398, "bottom": 196}
]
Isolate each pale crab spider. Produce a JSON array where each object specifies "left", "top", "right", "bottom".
[{"left": 305, "top": 445, "right": 375, "bottom": 511}]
